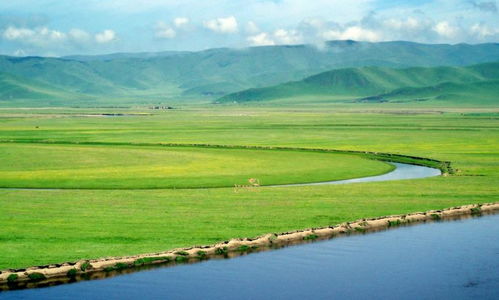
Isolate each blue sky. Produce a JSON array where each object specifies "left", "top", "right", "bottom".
[{"left": 0, "top": 0, "right": 498, "bottom": 56}]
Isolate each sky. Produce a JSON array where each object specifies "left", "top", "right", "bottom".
[{"left": 0, "top": 0, "right": 498, "bottom": 57}]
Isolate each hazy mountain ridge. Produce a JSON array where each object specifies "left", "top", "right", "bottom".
[
  {"left": 218, "top": 62, "right": 499, "bottom": 105},
  {"left": 2, "top": 40, "right": 499, "bottom": 106}
]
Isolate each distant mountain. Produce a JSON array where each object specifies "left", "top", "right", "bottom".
[
  {"left": 1, "top": 40, "right": 499, "bottom": 106},
  {"left": 0, "top": 72, "right": 81, "bottom": 105},
  {"left": 217, "top": 62, "right": 499, "bottom": 105}
]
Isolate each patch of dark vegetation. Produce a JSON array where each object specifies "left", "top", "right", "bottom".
[
  {"left": 175, "top": 256, "right": 188, "bottom": 263},
  {"left": 303, "top": 234, "right": 319, "bottom": 240},
  {"left": 387, "top": 220, "right": 402, "bottom": 227},
  {"left": 175, "top": 251, "right": 189, "bottom": 256},
  {"left": 354, "top": 227, "right": 367, "bottom": 233},
  {"left": 430, "top": 214, "right": 441, "bottom": 221},
  {"left": 7, "top": 274, "right": 18, "bottom": 283},
  {"left": 215, "top": 247, "right": 228, "bottom": 255},
  {"left": 80, "top": 261, "right": 91, "bottom": 271},
  {"left": 66, "top": 268, "right": 77, "bottom": 278},
  {"left": 356, "top": 95, "right": 387, "bottom": 103},
  {"left": 103, "top": 267, "right": 115, "bottom": 272},
  {"left": 134, "top": 256, "right": 171, "bottom": 266},
  {"left": 28, "top": 272, "right": 46, "bottom": 282},
  {"left": 114, "top": 263, "right": 129, "bottom": 270},
  {"left": 237, "top": 245, "right": 251, "bottom": 252},
  {"left": 470, "top": 206, "right": 482, "bottom": 215},
  {"left": 196, "top": 251, "right": 207, "bottom": 260}
]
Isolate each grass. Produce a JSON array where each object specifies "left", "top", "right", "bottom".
[
  {"left": 0, "top": 143, "right": 392, "bottom": 189},
  {"left": 0, "top": 104, "right": 497, "bottom": 269}
]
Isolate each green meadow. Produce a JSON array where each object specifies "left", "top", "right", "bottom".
[
  {"left": 0, "top": 143, "right": 392, "bottom": 189},
  {"left": 0, "top": 105, "right": 498, "bottom": 269}
]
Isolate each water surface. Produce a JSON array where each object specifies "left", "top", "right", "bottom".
[{"left": 4, "top": 213, "right": 498, "bottom": 299}]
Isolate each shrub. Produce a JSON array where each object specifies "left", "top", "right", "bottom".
[
  {"left": 196, "top": 251, "right": 207, "bottom": 260},
  {"left": 80, "top": 262, "right": 91, "bottom": 271},
  {"left": 28, "top": 272, "right": 46, "bottom": 282},
  {"left": 66, "top": 268, "right": 77, "bottom": 278},
  {"left": 470, "top": 207, "right": 481, "bottom": 215},
  {"left": 430, "top": 214, "right": 441, "bottom": 221},
  {"left": 354, "top": 227, "right": 366, "bottom": 233},
  {"left": 388, "top": 220, "right": 402, "bottom": 227},
  {"left": 175, "top": 256, "right": 188, "bottom": 263},
  {"left": 7, "top": 273, "right": 18, "bottom": 283},
  {"left": 303, "top": 234, "right": 318, "bottom": 240},
  {"left": 114, "top": 263, "right": 129, "bottom": 270},
  {"left": 237, "top": 245, "right": 250, "bottom": 252},
  {"left": 215, "top": 247, "right": 228, "bottom": 255},
  {"left": 175, "top": 251, "right": 189, "bottom": 256},
  {"left": 134, "top": 256, "right": 171, "bottom": 266}
]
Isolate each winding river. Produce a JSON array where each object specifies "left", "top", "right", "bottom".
[{"left": 272, "top": 162, "right": 441, "bottom": 187}]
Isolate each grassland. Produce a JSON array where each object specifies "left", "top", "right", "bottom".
[
  {"left": 0, "top": 104, "right": 498, "bottom": 269},
  {"left": 0, "top": 143, "right": 392, "bottom": 189}
]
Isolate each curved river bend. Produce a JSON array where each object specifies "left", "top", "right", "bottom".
[{"left": 272, "top": 162, "right": 441, "bottom": 187}]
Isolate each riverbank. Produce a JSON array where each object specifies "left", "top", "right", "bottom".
[{"left": 2, "top": 202, "right": 497, "bottom": 291}]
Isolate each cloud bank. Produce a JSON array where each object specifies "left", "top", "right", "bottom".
[{"left": 0, "top": 0, "right": 498, "bottom": 56}]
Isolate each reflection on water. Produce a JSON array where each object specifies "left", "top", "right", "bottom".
[{"left": 4, "top": 213, "right": 498, "bottom": 299}]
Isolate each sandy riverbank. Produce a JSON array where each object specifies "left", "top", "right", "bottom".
[{"left": 1, "top": 202, "right": 498, "bottom": 291}]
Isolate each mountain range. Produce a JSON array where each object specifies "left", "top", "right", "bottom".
[{"left": 1, "top": 40, "right": 499, "bottom": 106}]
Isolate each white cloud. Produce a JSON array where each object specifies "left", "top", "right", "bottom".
[
  {"left": 245, "top": 21, "right": 260, "bottom": 34},
  {"left": 173, "top": 17, "right": 189, "bottom": 28},
  {"left": 203, "top": 16, "right": 238, "bottom": 33},
  {"left": 2, "top": 26, "right": 67, "bottom": 46},
  {"left": 247, "top": 32, "right": 275, "bottom": 46},
  {"left": 470, "top": 23, "right": 499, "bottom": 38},
  {"left": 95, "top": 29, "right": 117, "bottom": 43},
  {"left": 322, "top": 26, "right": 381, "bottom": 42},
  {"left": 68, "top": 28, "right": 91, "bottom": 41},
  {"left": 433, "top": 21, "right": 458, "bottom": 38},
  {"left": 155, "top": 21, "right": 176, "bottom": 38},
  {"left": 273, "top": 29, "right": 302, "bottom": 44}
]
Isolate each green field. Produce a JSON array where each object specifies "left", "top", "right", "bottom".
[
  {"left": 1, "top": 105, "right": 498, "bottom": 269},
  {"left": 0, "top": 143, "right": 393, "bottom": 189}
]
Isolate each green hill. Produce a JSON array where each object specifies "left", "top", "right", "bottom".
[
  {"left": 218, "top": 62, "right": 499, "bottom": 105},
  {"left": 0, "top": 72, "right": 83, "bottom": 106},
  {"left": 2, "top": 41, "right": 499, "bottom": 106}
]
